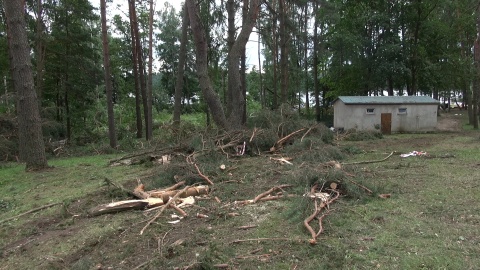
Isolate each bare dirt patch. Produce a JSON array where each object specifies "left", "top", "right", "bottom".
[{"left": 436, "top": 111, "right": 465, "bottom": 132}]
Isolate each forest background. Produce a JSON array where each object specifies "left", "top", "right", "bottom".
[{"left": 1, "top": 0, "right": 480, "bottom": 168}]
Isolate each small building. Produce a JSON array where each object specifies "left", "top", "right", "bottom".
[{"left": 333, "top": 96, "right": 439, "bottom": 134}]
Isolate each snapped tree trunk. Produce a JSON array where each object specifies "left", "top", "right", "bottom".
[
  {"left": 100, "top": 0, "right": 117, "bottom": 148},
  {"left": 5, "top": 0, "right": 48, "bottom": 170}
]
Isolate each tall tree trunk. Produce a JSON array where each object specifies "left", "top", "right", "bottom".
[
  {"left": 227, "top": 0, "right": 235, "bottom": 117},
  {"left": 279, "top": 0, "right": 288, "bottom": 104},
  {"left": 5, "top": 0, "right": 48, "bottom": 170},
  {"left": 226, "top": 0, "right": 260, "bottom": 130},
  {"left": 130, "top": 0, "right": 150, "bottom": 140},
  {"left": 35, "top": 0, "right": 45, "bottom": 104},
  {"left": 186, "top": 0, "right": 228, "bottom": 130},
  {"left": 146, "top": 0, "right": 154, "bottom": 139},
  {"left": 64, "top": 9, "right": 71, "bottom": 141},
  {"left": 128, "top": 0, "right": 142, "bottom": 138},
  {"left": 257, "top": 18, "right": 264, "bottom": 108},
  {"left": 100, "top": 0, "right": 117, "bottom": 148},
  {"left": 313, "top": 0, "right": 320, "bottom": 122},
  {"left": 173, "top": 4, "right": 189, "bottom": 127},
  {"left": 241, "top": 0, "right": 248, "bottom": 125},
  {"left": 303, "top": 4, "right": 309, "bottom": 115},
  {"left": 272, "top": 1, "right": 278, "bottom": 109},
  {"left": 474, "top": 7, "right": 480, "bottom": 129}
]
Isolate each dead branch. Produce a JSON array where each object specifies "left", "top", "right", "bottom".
[
  {"left": 253, "top": 184, "right": 293, "bottom": 203},
  {"left": 140, "top": 185, "right": 191, "bottom": 235},
  {"left": 300, "top": 125, "right": 316, "bottom": 142},
  {"left": 347, "top": 179, "right": 373, "bottom": 194},
  {"left": 0, "top": 202, "right": 62, "bottom": 224},
  {"left": 315, "top": 209, "right": 335, "bottom": 237},
  {"left": 194, "top": 163, "right": 214, "bottom": 185},
  {"left": 249, "top": 128, "right": 258, "bottom": 142},
  {"left": 163, "top": 181, "right": 186, "bottom": 191},
  {"left": 169, "top": 204, "right": 188, "bottom": 217},
  {"left": 235, "top": 194, "right": 296, "bottom": 206},
  {"left": 342, "top": 151, "right": 395, "bottom": 165},
  {"left": 304, "top": 189, "right": 340, "bottom": 244},
  {"left": 304, "top": 200, "right": 322, "bottom": 245},
  {"left": 231, "top": 237, "right": 303, "bottom": 244},
  {"left": 237, "top": 225, "right": 258, "bottom": 230},
  {"left": 270, "top": 128, "right": 307, "bottom": 152}
]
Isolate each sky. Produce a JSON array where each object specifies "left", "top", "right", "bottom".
[{"left": 96, "top": 0, "right": 262, "bottom": 72}]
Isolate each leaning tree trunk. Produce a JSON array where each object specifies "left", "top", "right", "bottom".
[
  {"left": 173, "top": 4, "right": 189, "bottom": 127},
  {"left": 100, "top": 0, "right": 117, "bottom": 148},
  {"left": 226, "top": 0, "right": 260, "bottom": 130},
  {"left": 5, "top": 0, "right": 48, "bottom": 171},
  {"left": 186, "top": 0, "right": 228, "bottom": 130}
]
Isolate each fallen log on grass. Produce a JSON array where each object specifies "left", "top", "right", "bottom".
[
  {"left": 88, "top": 200, "right": 150, "bottom": 216},
  {"left": 149, "top": 185, "right": 209, "bottom": 203}
]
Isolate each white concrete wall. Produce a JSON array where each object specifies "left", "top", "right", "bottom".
[{"left": 334, "top": 101, "right": 438, "bottom": 132}]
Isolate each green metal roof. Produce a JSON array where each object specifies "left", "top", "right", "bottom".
[{"left": 334, "top": 96, "right": 439, "bottom": 105}]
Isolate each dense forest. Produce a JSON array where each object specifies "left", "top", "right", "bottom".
[{"left": 1, "top": 0, "right": 479, "bottom": 169}]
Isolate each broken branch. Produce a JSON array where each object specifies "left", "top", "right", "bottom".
[
  {"left": 140, "top": 185, "right": 191, "bottom": 235},
  {"left": 253, "top": 184, "right": 293, "bottom": 203},
  {"left": 194, "top": 163, "right": 214, "bottom": 185},
  {"left": 0, "top": 202, "right": 62, "bottom": 224},
  {"left": 342, "top": 151, "right": 395, "bottom": 165}
]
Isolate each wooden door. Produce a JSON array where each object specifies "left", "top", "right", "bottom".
[{"left": 381, "top": 113, "right": 392, "bottom": 134}]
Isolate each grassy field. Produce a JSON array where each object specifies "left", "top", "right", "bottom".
[{"left": 1, "top": 112, "right": 479, "bottom": 269}]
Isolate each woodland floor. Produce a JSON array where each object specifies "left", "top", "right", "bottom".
[{"left": 1, "top": 110, "right": 479, "bottom": 270}]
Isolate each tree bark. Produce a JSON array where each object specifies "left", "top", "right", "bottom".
[
  {"left": 313, "top": 0, "right": 320, "bottom": 122},
  {"left": 186, "top": 0, "right": 228, "bottom": 130},
  {"left": 35, "top": 0, "right": 45, "bottom": 104},
  {"left": 5, "top": 0, "right": 48, "bottom": 170},
  {"left": 227, "top": 0, "right": 235, "bottom": 117},
  {"left": 241, "top": 0, "right": 248, "bottom": 125},
  {"left": 146, "top": 0, "right": 154, "bottom": 139},
  {"left": 130, "top": 0, "right": 150, "bottom": 140},
  {"left": 226, "top": 0, "right": 260, "bottom": 130},
  {"left": 173, "top": 4, "right": 189, "bottom": 127},
  {"left": 100, "top": 0, "right": 117, "bottom": 148},
  {"left": 279, "top": 0, "right": 288, "bottom": 104},
  {"left": 128, "top": 0, "right": 143, "bottom": 138}
]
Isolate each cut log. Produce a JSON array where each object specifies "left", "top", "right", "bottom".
[
  {"left": 149, "top": 185, "right": 209, "bottom": 202},
  {"left": 88, "top": 200, "right": 149, "bottom": 216}
]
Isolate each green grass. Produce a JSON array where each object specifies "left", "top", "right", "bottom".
[{"left": 1, "top": 117, "right": 480, "bottom": 269}]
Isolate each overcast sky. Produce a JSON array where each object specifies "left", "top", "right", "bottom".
[{"left": 95, "top": 0, "right": 262, "bottom": 72}]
